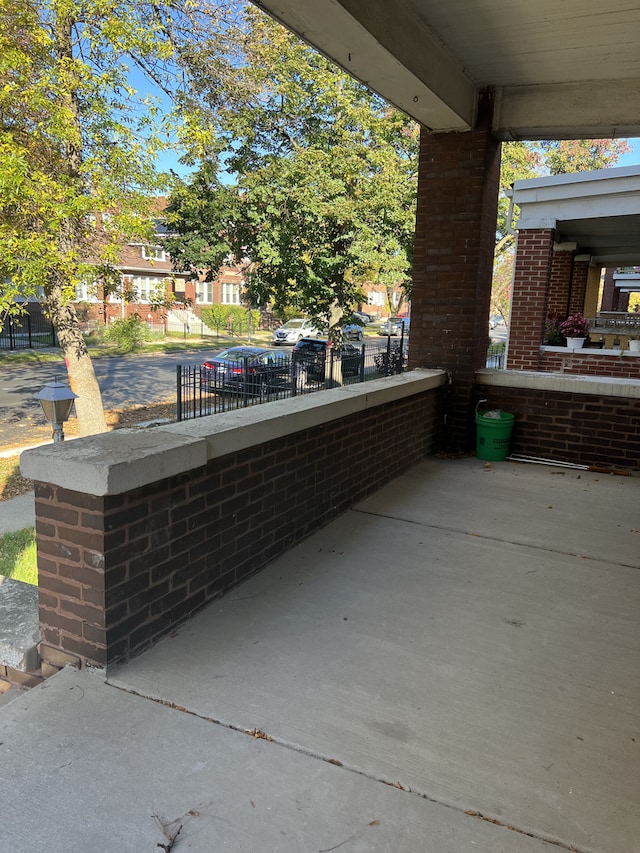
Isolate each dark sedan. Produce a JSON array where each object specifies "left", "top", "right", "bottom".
[
  {"left": 202, "top": 347, "right": 291, "bottom": 393},
  {"left": 291, "top": 337, "right": 362, "bottom": 381}
]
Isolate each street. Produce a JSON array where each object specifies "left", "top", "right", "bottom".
[
  {"left": 0, "top": 328, "right": 503, "bottom": 448},
  {"left": 0, "top": 349, "right": 212, "bottom": 448}
]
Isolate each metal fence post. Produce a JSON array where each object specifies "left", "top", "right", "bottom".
[
  {"left": 242, "top": 356, "right": 250, "bottom": 407},
  {"left": 176, "top": 365, "right": 183, "bottom": 422}
]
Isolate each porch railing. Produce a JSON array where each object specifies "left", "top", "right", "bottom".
[{"left": 177, "top": 337, "right": 406, "bottom": 421}]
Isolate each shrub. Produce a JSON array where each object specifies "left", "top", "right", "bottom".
[
  {"left": 543, "top": 314, "right": 564, "bottom": 345},
  {"left": 201, "top": 306, "right": 259, "bottom": 335},
  {"left": 374, "top": 343, "right": 404, "bottom": 375},
  {"left": 104, "top": 315, "right": 146, "bottom": 352}
]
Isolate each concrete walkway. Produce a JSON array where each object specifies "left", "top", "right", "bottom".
[
  {"left": 0, "top": 492, "right": 34, "bottom": 535},
  {"left": 1, "top": 458, "right": 638, "bottom": 852}
]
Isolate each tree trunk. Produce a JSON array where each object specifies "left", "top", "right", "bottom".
[
  {"left": 44, "top": 10, "right": 107, "bottom": 436},
  {"left": 45, "top": 283, "right": 108, "bottom": 437},
  {"left": 325, "top": 297, "right": 344, "bottom": 387}
]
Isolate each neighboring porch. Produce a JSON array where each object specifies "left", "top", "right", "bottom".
[{"left": 507, "top": 165, "right": 640, "bottom": 377}]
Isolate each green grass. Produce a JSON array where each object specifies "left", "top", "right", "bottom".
[
  {"left": 0, "top": 527, "right": 37, "bottom": 585},
  {"left": 0, "top": 331, "right": 276, "bottom": 365}
]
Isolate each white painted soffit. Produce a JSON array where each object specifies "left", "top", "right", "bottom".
[
  {"left": 253, "top": 0, "right": 640, "bottom": 140},
  {"left": 252, "top": 0, "right": 476, "bottom": 131},
  {"left": 513, "top": 166, "right": 640, "bottom": 226},
  {"left": 510, "top": 166, "right": 640, "bottom": 263}
]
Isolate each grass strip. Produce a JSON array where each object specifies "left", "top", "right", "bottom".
[{"left": 0, "top": 527, "right": 37, "bottom": 585}]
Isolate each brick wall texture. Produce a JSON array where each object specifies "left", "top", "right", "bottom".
[
  {"left": 539, "top": 351, "right": 640, "bottom": 378},
  {"left": 35, "top": 390, "right": 441, "bottom": 669},
  {"left": 409, "top": 122, "right": 501, "bottom": 450},
  {"left": 507, "top": 228, "right": 555, "bottom": 371},
  {"left": 569, "top": 259, "right": 589, "bottom": 316},
  {"left": 475, "top": 383, "right": 640, "bottom": 469},
  {"left": 547, "top": 250, "right": 573, "bottom": 316}
]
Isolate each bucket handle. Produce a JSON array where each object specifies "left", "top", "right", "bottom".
[{"left": 475, "top": 398, "right": 488, "bottom": 416}]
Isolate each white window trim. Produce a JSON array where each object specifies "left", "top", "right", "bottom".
[
  {"left": 197, "top": 281, "right": 214, "bottom": 304},
  {"left": 221, "top": 282, "right": 241, "bottom": 305},
  {"left": 142, "top": 245, "right": 166, "bottom": 262}
]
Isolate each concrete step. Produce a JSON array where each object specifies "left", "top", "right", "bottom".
[{"left": 0, "top": 576, "right": 40, "bottom": 672}]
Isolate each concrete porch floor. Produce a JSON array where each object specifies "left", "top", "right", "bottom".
[{"left": 1, "top": 457, "right": 638, "bottom": 852}]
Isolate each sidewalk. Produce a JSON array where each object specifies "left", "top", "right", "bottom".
[
  {"left": 0, "top": 457, "right": 638, "bottom": 853},
  {"left": 0, "top": 451, "right": 38, "bottom": 685},
  {"left": 0, "top": 492, "right": 35, "bottom": 535}
]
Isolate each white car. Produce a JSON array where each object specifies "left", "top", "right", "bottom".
[
  {"left": 272, "top": 318, "right": 319, "bottom": 345},
  {"left": 380, "top": 316, "right": 410, "bottom": 336}
]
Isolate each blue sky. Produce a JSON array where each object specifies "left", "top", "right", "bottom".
[
  {"left": 157, "top": 137, "right": 640, "bottom": 180},
  {"left": 616, "top": 139, "right": 640, "bottom": 167}
]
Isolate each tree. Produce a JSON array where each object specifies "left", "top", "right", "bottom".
[
  {"left": 0, "top": 0, "right": 237, "bottom": 434},
  {"left": 165, "top": 6, "right": 418, "bottom": 339}
]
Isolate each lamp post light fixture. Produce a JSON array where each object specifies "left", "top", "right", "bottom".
[{"left": 34, "top": 380, "right": 78, "bottom": 443}]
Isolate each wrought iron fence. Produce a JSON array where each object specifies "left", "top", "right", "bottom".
[
  {"left": 177, "top": 337, "right": 406, "bottom": 421},
  {"left": 0, "top": 311, "right": 56, "bottom": 350},
  {"left": 486, "top": 343, "right": 505, "bottom": 368}
]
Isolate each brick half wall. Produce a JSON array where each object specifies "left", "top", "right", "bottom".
[
  {"left": 476, "top": 370, "right": 640, "bottom": 469},
  {"left": 27, "top": 376, "right": 444, "bottom": 669}
]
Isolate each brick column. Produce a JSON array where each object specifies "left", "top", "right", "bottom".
[
  {"left": 547, "top": 246, "right": 574, "bottom": 316},
  {"left": 601, "top": 268, "right": 617, "bottom": 311},
  {"left": 409, "top": 91, "right": 501, "bottom": 450},
  {"left": 506, "top": 228, "right": 555, "bottom": 370},
  {"left": 569, "top": 256, "right": 590, "bottom": 315},
  {"left": 618, "top": 290, "right": 630, "bottom": 311},
  {"left": 583, "top": 265, "right": 601, "bottom": 319}
]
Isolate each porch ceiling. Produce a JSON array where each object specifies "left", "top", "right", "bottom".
[{"left": 254, "top": 0, "right": 640, "bottom": 140}]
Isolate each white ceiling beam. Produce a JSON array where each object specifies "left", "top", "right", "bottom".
[
  {"left": 494, "top": 79, "right": 640, "bottom": 140},
  {"left": 254, "top": 0, "right": 476, "bottom": 130}
]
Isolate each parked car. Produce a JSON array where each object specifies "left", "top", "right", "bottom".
[
  {"left": 380, "top": 316, "right": 410, "bottom": 336},
  {"left": 202, "top": 347, "right": 291, "bottom": 393},
  {"left": 291, "top": 337, "right": 362, "bottom": 381},
  {"left": 351, "top": 311, "right": 374, "bottom": 325},
  {"left": 272, "top": 318, "right": 319, "bottom": 345},
  {"left": 343, "top": 322, "right": 364, "bottom": 341}
]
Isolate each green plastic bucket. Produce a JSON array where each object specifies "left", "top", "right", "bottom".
[{"left": 475, "top": 410, "right": 514, "bottom": 461}]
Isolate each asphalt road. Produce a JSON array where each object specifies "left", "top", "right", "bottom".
[
  {"left": 1, "top": 329, "right": 502, "bottom": 448},
  {"left": 0, "top": 349, "right": 216, "bottom": 448}
]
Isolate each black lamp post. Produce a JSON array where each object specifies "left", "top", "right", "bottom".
[{"left": 34, "top": 381, "right": 78, "bottom": 443}]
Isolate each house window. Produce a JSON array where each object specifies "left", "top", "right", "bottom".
[
  {"left": 196, "top": 281, "right": 214, "bottom": 303},
  {"left": 222, "top": 282, "right": 241, "bottom": 304},
  {"left": 368, "top": 292, "right": 385, "bottom": 307},
  {"left": 142, "top": 245, "right": 166, "bottom": 262},
  {"left": 132, "top": 276, "right": 167, "bottom": 303},
  {"left": 75, "top": 282, "right": 98, "bottom": 302}
]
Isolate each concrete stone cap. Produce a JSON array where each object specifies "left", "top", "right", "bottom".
[
  {"left": 159, "top": 369, "right": 446, "bottom": 459},
  {"left": 476, "top": 368, "right": 640, "bottom": 399},
  {"left": 20, "top": 426, "right": 208, "bottom": 498},
  {"left": 19, "top": 370, "right": 445, "bottom": 497},
  {"left": 0, "top": 576, "right": 40, "bottom": 672}
]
